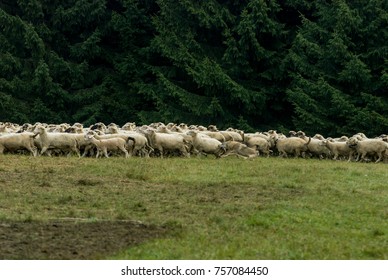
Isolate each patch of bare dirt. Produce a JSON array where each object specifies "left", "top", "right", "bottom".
[{"left": 0, "top": 220, "right": 169, "bottom": 259}]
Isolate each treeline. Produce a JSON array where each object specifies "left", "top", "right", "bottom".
[{"left": 0, "top": 0, "right": 387, "bottom": 136}]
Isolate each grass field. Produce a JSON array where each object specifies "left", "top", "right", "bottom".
[{"left": 0, "top": 155, "right": 387, "bottom": 259}]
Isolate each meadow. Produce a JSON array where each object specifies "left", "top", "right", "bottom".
[{"left": 0, "top": 155, "right": 387, "bottom": 259}]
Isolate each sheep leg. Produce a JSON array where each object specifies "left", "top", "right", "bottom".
[
  {"left": 73, "top": 148, "right": 81, "bottom": 158},
  {"left": 360, "top": 153, "right": 367, "bottom": 162},
  {"left": 40, "top": 146, "right": 50, "bottom": 156},
  {"left": 120, "top": 147, "right": 129, "bottom": 158},
  {"left": 375, "top": 153, "right": 383, "bottom": 163},
  {"left": 27, "top": 147, "right": 37, "bottom": 157}
]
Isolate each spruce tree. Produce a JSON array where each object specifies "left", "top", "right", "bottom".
[
  {"left": 140, "top": 0, "right": 289, "bottom": 130},
  {"left": 286, "top": 0, "right": 388, "bottom": 136}
]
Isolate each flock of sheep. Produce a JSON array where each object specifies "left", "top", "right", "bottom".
[{"left": 0, "top": 121, "right": 387, "bottom": 163}]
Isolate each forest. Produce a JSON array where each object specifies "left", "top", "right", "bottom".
[{"left": 0, "top": 0, "right": 387, "bottom": 136}]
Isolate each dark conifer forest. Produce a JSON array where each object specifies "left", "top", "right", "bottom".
[{"left": 0, "top": 0, "right": 387, "bottom": 135}]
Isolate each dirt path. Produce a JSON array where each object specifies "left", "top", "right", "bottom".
[{"left": 0, "top": 220, "right": 168, "bottom": 259}]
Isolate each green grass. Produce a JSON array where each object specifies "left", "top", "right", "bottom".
[{"left": 0, "top": 155, "right": 387, "bottom": 259}]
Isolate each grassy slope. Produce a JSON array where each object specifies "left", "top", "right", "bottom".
[{"left": 0, "top": 155, "right": 387, "bottom": 259}]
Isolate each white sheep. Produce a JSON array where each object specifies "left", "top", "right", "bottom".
[
  {"left": 320, "top": 139, "right": 355, "bottom": 161},
  {"left": 201, "top": 131, "right": 226, "bottom": 142},
  {"left": 187, "top": 131, "right": 225, "bottom": 158},
  {"left": 346, "top": 137, "right": 387, "bottom": 163},
  {"left": 273, "top": 136, "right": 311, "bottom": 158},
  {"left": 108, "top": 126, "right": 150, "bottom": 157},
  {"left": 243, "top": 135, "right": 272, "bottom": 157},
  {"left": 297, "top": 132, "right": 331, "bottom": 159},
  {"left": 145, "top": 130, "right": 189, "bottom": 158},
  {"left": 84, "top": 131, "right": 129, "bottom": 158},
  {"left": 0, "top": 132, "right": 37, "bottom": 156},
  {"left": 84, "top": 128, "right": 138, "bottom": 157},
  {"left": 33, "top": 125, "right": 80, "bottom": 157},
  {"left": 207, "top": 125, "right": 243, "bottom": 142}
]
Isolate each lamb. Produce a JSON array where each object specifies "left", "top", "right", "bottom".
[
  {"left": 0, "top": 132, "right": 37, "bottom": 156},
  {"left": 86, "top": 128, "right": 138, "bottom": 156},
  {"left": 346, "top": 137, "right": 387, "bottom": 163},
  {"left": 84, "top": 131, "right": 129, "bottom": 158},
  {"left": 273, "top": 136, "right": 311, "bottom": 158},
  {"left": 33, "top": 125, "right": 80, "bottom": 157},
  {"left": 320, "top": 139, "right": 354, "bottom": 161},
  {"left": 187, "top": 131, "right": 225, "bottom": 158},
  {"left": 221, "top": 141, "right": 258, "bottom": 159},
  {"left": 145, "top": 130, "right": 189, "bottom": 158}
]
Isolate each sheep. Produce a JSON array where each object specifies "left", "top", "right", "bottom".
[
  {"left": 145, "top": 130, "right": 189, "bottom": 158},
  {"left": 0, "top": 123, "right": 12, "bottom": 133},
  {"left": 333, "top": 136, "right": 349, "bottom": 142},
  {"left": 170, "top": 125, "right": 184, "bottom": 133},
  {"left": 125, "top": 131, "right": 152, "bottom": 157},
  {"left": 89, "top": 122, "right": 107, "bottom": 133},
  {"left": 244, "top": 132, "right": 271, "bottom": 142},
  {"left": 206, "top": 125, "right": 244, "bottom": 142},
  {"left": 273, "top": 136, "right": 311, "bottom": 158},
  {"left": 64, "top": 123, "right": 84, "bottom": 134},
  {"left": 155, "top": 125, "right": 194, "bottom": 154},
  {"left": 122, "top": 122, "right": 137, "bottom": 131},
  {"left": 84, "top": 131, "right": 129, "bottom": 158},
  {"left": 0, "top": 132, "right": 37, "bottom": 156},
  {"left": 297, "top": 132, "right": 331, "bottom": 159},
  {"left": 320, "top": 139, "right": 355, "bottom": 161},
  {"left": 243, "top": 135, "right": 272, "bottom": 157},
  {"left": 187, "top": 131, "right": 225, "bottom": 158},
  {"left": 107, "top": 126, "right": 150, "bottom": 157},
  {"left": 220, "top": 130, "right": 243, "bottom": 142},
  {"left": 221, "top": 141, "right": 258, "bottom": 159},
  {"left": 178, "top": 123, "right": 189, "bottom": 132},
  {"left": 346, "top": 137, "right": 387, "bottom": 163},
  {"left": 63, "top": 132, "right": 96, "bottom": 157},
  {"left": 84, "top": 128, "right": 140, "bottom": 157},
  {"left": 313, "top": 134, "right": 325, "bottom": 140},
  {"left": 201, "top": 131, "right": 226, "bottom": 142},
  {"left": 33, "top": 125, "right": 80, "bottom": 157}
]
